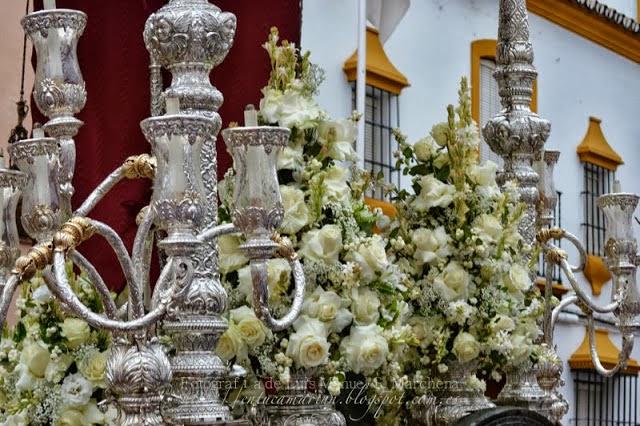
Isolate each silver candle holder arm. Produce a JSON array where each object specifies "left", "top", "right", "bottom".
[
  {"left": 0, "top": 2, "right": 306, "bottom": 425},
  {"left": 487, "top": 1, "right": 640, "bottom": 423}
]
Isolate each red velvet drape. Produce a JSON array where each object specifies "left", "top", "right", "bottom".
[{"left": 31, "top": 0, "right": 301, "bottom": 292}]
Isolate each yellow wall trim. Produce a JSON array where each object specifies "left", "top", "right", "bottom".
[
  {"left": 528, "top": 0, "right": 640, "bottom": 64},
  {"left": 569, "top": 328, "right": 640, "bottom": 374},
  {"left": 577, "top": 117, "right": 623, "bottom": 171},
  {"left": 534, "top": 277, "right": 569, "bottom": 298},
  {"left": 470, "top": 39, "right": 538, "bottom": 124},
  {"left": 583, "top": 254, "right": 612, "bottom": 296},
  {"left": 343, "top": 27, "right": 410, "bottom": 95}
]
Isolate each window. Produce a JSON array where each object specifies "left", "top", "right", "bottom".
[
  {"left": 478, "top": 58, "right": 503, "bottom": 167},
  {"left": 538, "top": 191, "right": 563, "bottom": 283},
  {"left": 582, "top": 163, "right": 613, "bottom": 257},
  {"left": 352, "top": 84, "right": 400, "bottom": 199},
  {"left": 573, "top": 370, "right": 639, "bottom": 425},
  {"left": 471, "top": 39, "right": 537, "bottom": 166}
]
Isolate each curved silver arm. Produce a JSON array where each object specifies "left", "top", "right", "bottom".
[
  {"left": 550, "top": 294, "right": 579, "bottom": 340},
  {"left": 50, "top": 251, "right": 173, "bottom": 332},
  {"left": 561, "top": 231, "right": 588, "bottom": 273},
  {"left": 131, "top": 207, "right": 155, "bottom": 310},
  {"left": 75, "top": 165, "right": 126, "bottom": 217},
  {"left": 0, "top": 275, "right": 20, "bottom": 325},
  {"left": 198, "top": 223, "right": 238, "bottom": 243},
  {"left": 559, "top": 259, "right": 620, "bottom": 314},
  {"left": 89, "top": 219, "right": 144, "bottom": 318},
  {"left": 250, "top": 257, "right": 305, "bottom": 332},
  {"left": 587, "top": 316, "right": 634, "bottom": 377},
  {"left": 70, "top": 250, "right": 118, "bottom": 319}
]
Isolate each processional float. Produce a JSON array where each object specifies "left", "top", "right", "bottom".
[{"left": 0, "top": 0, "right": 637, "bottom": 425}]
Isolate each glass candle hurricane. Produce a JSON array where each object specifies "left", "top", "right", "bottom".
[
  {"left": 221, "top": 126, "right": 289, "bottom": 256},
  {"left": 8, "top": 137, "right": 62, "bottom": 242},
  {"left": 21, "top": 9, "right": 87, "bottom": 120},
  {"left": 0, "top": 167, "right": 26, "bottom": 284},
  {"left": 140, "top": 113, "right": 220, "bottom": 243}
]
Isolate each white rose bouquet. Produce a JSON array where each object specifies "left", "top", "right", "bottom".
[
  {"left": 0, "top": 264, "right": 116, "bottom": 425},
  {"left": 383, "top": 79, "right": 543, "bottom": 411},
  {"left": 217, "top": 28, "right": 405, "bottom": 402}
]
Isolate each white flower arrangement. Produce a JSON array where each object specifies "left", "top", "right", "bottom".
[
  {"left": 379, "top": 79, "right": 544, "bottom": 418},
  {"left": 217, "top": 28, "right": 405, "bottom": 400},
  {"left": 0, "top": 264, "right": 116, "bottom": 425}
]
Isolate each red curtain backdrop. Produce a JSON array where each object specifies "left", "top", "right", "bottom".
[{"left": 31, "top": 0, "right": 302, "bottom": 292}]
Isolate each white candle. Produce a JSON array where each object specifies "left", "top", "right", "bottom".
[
  {"left": 46, "top": 27, "right": 64, "bottom": 80},
  {"left": 33, "top": 127, "right": 45, "bottom": 139},
  {"left": 613, "top": 180, "right": 622, "bottom": 193},
  {"left": 43, "top": 0, "right": 56, "bottom": 9},
  {"left": 244, "top": 104, "right": 258, "bottom": 127},
  {"left": 34, "top": 156, "right": 50, "bottom": 205},
  {"left": 168, "top": 135, "right": 186, "bottom": 195},
  {"left": 166, "top": 97, "right": 180, "bottom": 115}
]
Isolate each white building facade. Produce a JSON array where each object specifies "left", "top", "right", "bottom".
[{"left": 302, "top": 0, "right": 640, "bottom": 424}]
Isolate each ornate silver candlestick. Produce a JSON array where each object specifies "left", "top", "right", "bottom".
[
  {"left": 21, "top": 9, "right": 87, "bottom": 218},
  {"left": 0, "top": 160, "right": 26, "bottom": 285},
  {"left": 0, "top": 2, "right": 306, "bottom": 425}
]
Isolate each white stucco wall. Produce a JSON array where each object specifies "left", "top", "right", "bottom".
[{"left": 302, "top": 0, "right": 640, "bottom": 423}]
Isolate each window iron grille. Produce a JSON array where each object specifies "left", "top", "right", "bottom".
[
  {"left": 352, "top": 83, "right": 401, "bottom": 200},
  {"left": 573, "top": 369, "right": 639, "bottom": 425},
  {"left": 581, "top": 163, "right": 613, "bottom": 257}
]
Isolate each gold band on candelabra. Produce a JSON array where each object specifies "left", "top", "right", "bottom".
[
  {"left": 123, "top": 154, "right": 157, "bottom": 180},
  {"left": 273, "top": 234, "right": 297, "bottom": 261},
  {"left": 12, "top": 243, "right": 53, "bottom": 281},
  {"left": 536, "top": 227, "right": 566, "bottom": 244},
  {"left": 545, "top": 248, "right": 568, "bottom": 265},
  {"left": 53, "top": 217, "right": 96, "bottom": 253},
  {"left": 136, "top": 206, "right": 150, "bottom": 226}
]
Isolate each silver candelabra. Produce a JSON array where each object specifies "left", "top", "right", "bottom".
[
  {"left": 485, "top": 0, "right": 640, "bottom": 424},
  {"left": 0, "top": 1, "right": 306, "bottom": 425}
]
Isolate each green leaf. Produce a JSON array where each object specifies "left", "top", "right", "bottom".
[{"left": 13, "top": 322, "right": 26, "bottom": 343}]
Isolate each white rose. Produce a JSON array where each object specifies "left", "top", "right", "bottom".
[
  {"left": 452, "top": 332, "right": 481, "bottom": 363},
  {"left": 445, "top": 300, "right": 473, "bottom": 326},
  {"left": 15, "top": 363, "right": 38, "bottom": 392},
  {"left": 491, "top": 315, "right": 516, "bottom": 333},
  {"left": 60, "top": 373, "right": 94, "bottom": 407},
  {"left": 237, "top": 258, "right": 291, "bottom": 305},
  {"left": 79, "top": 350, "right": 107, "bottom": 386},
  {"left": 61, "top": 318, "right": 91, "bottom": 349},
  {"left": 433, "top": 261, "right": 469, "bottom": 301},
  {"left": 414, "top": 136, "right": 437, "bottom": 162},
  {"left": 0, "top": 411, "right": 27, "bottom": 426},
  {"left": 408, "top": 316, "right": 432, "bottom": 346},
  {"left": 299, "top": 225, "right": 343, "bottom": 264},
  {"left": 20, "top": 341, "right": 50, "bottom": 378},
  {"left": 230, "top": 306, "right": 272, "bottom": 348},
  {"left": 216, "top": 323, "right": 248, "bottom": 361},
  {"left": 430, "top": 123, "right": 449, "bottom": 146},
  {"left": 57, "top": 409, "right": 85, "bottom": 426},
  {"left": 412, "top": 174, "right": 455, "bottom": 211},
  {"left": 322, "top": 166, "right": 350, "bottom": 203},
  {"left": 350, "top": 288, "right": 381, "bottom": 325},
  {"left": 327, "top": 376, "right": 342, "bottom": 396},
  {"left": 218, "top": 234, "right": 249, "bottom": 274},
  {"left": 277, "top": 144, "right": 304, "bottom": 171},
  {"left": 259, "top": 87, "right": 284, "bottom": 124},
  {"left": 505, "top": 264, "right": 532, "bottom": 293},
  {"left": 345, "top": 235, "right": 388, "bottom": 283},
  {"left": 515, "top": 318, "right": 540, "bottom": 341},
  {"left": 280, "top": 185, "right": 310, "bottom": 234},
  {"left": 318, "top": 120, "right": 357, "bottom": 161},
  {"left": 469, "top": 161, "right": 498, "bottom": 188},
  {"left": 286, "top": 316, "right": 330, "bottom": 368},
  {"left": 340, "top": 324, "right": 389, "bottom": 375},
  {"left": 473, "top": 214, "right": 503, "bottom": 241},
  {"left": 412, "top": 226, "right": 451, "bottom": 265},
  {"left": 302, "top": 288, "right": 353, "bottom": 333}
]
